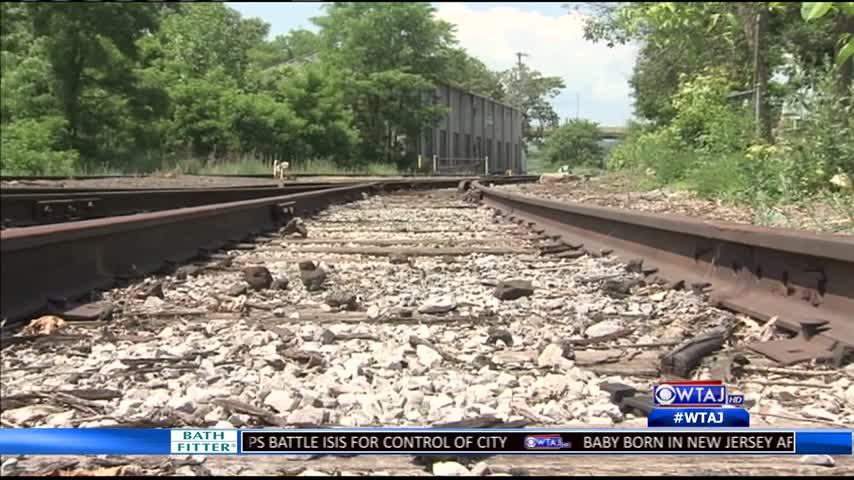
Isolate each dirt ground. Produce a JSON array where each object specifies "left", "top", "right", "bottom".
[{"left": 497, "top": 173, "right": 854, "bottom": 236}]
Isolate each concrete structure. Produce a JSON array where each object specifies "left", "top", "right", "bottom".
[{"left": 418, "top": 82, "right": 525, "bottom": 174}]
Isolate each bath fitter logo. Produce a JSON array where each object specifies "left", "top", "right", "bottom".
[{"left": 170, "top": 430, "right": 238, "bottom": 454}]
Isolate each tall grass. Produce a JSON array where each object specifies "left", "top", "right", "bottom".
[{"left": 183, "top": 157, "right": 404, "bottom": 176}]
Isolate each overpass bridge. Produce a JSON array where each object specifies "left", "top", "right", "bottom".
[{"left": 542, "top": 125, "right": 627, "bottom": 140}]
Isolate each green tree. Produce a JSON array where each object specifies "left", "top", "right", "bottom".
[
  {"left": 312, "top": 2, "right": 455, "bottom": 165},
  {"left": 540, "top": 119, "right": 605, "bottom": 168},
  {"left": 147, "top": 4, "right": 267, "bottom": 83},
  {"left": 277, "top": 64, "right": 358, "bottom": 164},
  {"left": 441, "top": 48, "right": 506, "bottom": 100},
  {"left": 801, "top": 2, "right": 854, "bottom": 93},
  {"left": 29, "top": 3, "right": 160, "bottom": 161},
  {"left": 500, "top": 60, "right": 566, "bottom": 150}
]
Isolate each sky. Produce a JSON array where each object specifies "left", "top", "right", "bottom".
[{"left": 230, "top": 2, "right": 638, "bottom": 126}]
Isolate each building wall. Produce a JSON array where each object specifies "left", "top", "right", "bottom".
[{"left": 421, "top": 82, "right": 524, "bottom": 174}]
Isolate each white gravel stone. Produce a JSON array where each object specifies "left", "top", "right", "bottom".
[
  {"left": 143, "top": 296, "right": 165, "bottom": 309},
  {"left": 404, "top": 390, "right": 424, "bottom": 408},
  {"left": 44, "top": 410, "right": 75, "bottom": 427},
  {"left": 845, "top": 385, "right": 854, "bottom": 406},
  {"left": 1, "top": 458, "right": 18, "bottom": 474},
  {"left": 298, "top": 470, "right": 331, "bottom": 476},
  {"left": 367, "top": 305, "right": 380, "bottom": 320},
  {"left": 465, "top": 385, "right": 495, "bottom": 406},
  {"left": 168, "top": 396, "right": 195, "bottom": 414},
  {"left": 532, "top": 374, "right": 569, "bottom": 397},
  {"left": 496, "top": 372, "right": 518, "bottom": 388},
  {"left": 432, "top": 461, "right": 470, "bottom": 476},
  {"left": 584, "top": 319, "right": 623, "bottom": 338},
  {"left": 416, "top": 344, "right": 443, "bottom": 367},
  {"left": 287, "top": 407, "right": 327, "bottom": 425},
  {"left": 265, "top": 391, "right": 298, "bottom": 413},
  {"left": 801, "top": 405, "right": 838, "bottom": 422},
  {"left": 143, "top": 389, "right": 171, "bottom": 409},
  {"left": 537, "top": 344, "right": 565, "bottom": 368},
  {"left": 174, "top": 466, "right": 196, "bottom": 476},
  {"left": 800, "top": 455, "right": 835, "bottom": 467},
  {"left": 429, "top": 394, "right": 454, "bottom": 411},
  {"left": 204, "top": 407, "right": 226, "bottom": 424},
  {"left": 470, "top": 462, "right": 491, "bottom": 476},
  {"left": 418, "top": 295, "right": 456, "bottom": 314},
  {"left": 214, "top": 420, "right": 234, "bottom": 429}
]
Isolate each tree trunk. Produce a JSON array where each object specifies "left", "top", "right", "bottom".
[
  {"left": 62, "top": 42, "right": 85, "bottom": 153},
  {"left": 736, "top": 3, "right": 772, "bottom": 142},
  {"left": 836, "top": 14, "right": 854, "bottom": 97},
  {"left": 754, "top": 7, "right": 772, "bottom": 142}
]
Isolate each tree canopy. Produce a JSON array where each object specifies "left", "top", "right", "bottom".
[{"left": 1, "top": 2, "right": 565, "bottom": 175}]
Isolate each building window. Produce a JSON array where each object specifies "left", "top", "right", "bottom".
[
  {"left": 453, "top": 133, "right": 460, "bottom": 158},
  {"left": 423, "top": 129, "right": 433, "bottom": 157},
  {"left": 464, "top": 134, "right": 472, "bottom": 158},
  {"left": 506, "top": 142, "right": 511, "bottom": 169},
  {"left": 440, "top": 130, "right": 447, "bottom": 158},
  {"left": 476, "top": 137, "right": 482, "bottom": 157},
  {"left": 496, "top": 139, "right": 502, "bottom": 164}
]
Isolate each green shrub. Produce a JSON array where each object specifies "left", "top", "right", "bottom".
[
  {"left": 772, "top": 75, "right": 854, "bottom": 194},
  {"left": 685, "top": 153, "right": 754, "bottom": 200},
  {"left": 669, "top": 69, "right": 755, "bottom": 154},
  {"left": 540, "top": 119, "right": 605, "bottom": 169},
  {"left": 607, "top": 129, "right": 698, "bottom": 184},
  {"left": 0, "top": 116, "right": 78, "bottom": 175}
]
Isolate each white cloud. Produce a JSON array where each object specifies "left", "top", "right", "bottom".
[{"left": 435, "top": 3, "right": 638, "bottom": 126}]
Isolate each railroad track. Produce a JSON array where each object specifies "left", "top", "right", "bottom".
[
  {"left": 0, "top": 183, "right": 346, "bottom": 227},
  {"left": 0, "top": 177, "right": 534, "bottom": 325},
  {"left": 0, "top": 178, "right": 852, "bottom": 476},
  {"left": 469, "top": 181, "right": 854, "bottom": 368}
]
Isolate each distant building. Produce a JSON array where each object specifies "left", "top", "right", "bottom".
[{"left": 418, "top": 82, "right": 525, "bottom": 174}]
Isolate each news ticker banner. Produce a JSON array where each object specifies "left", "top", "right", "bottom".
[{"left": 0, "top": 428, "right": 851, "bottom": 456}]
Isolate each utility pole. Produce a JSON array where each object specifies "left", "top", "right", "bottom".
[{"left": 515, "top": 52, "right": 528, "bottom": 70}]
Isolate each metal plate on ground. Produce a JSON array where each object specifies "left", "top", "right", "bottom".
[{"left": 62, "top": 302, "right": 113, "bottom": 321}]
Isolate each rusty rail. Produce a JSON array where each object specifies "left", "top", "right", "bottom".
[
  {"left": 0, "top": 176, "right": 537, "bottom": 328},
  {"left": 471, "top": 182, "right": 854, "bottom": 365},
  {"left": 1, "top": 183, "right": 345, "bottom": 227}
]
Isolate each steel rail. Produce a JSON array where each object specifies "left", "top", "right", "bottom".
[
  {"left": 1, "top": 183, "right": 348, "bottom": 227},
  {"left": 471, "top": 182, "right": 854, "bottom": 364},
  {"left": 0, "top": 176, "right": 537, "bottom": 327},
  {"left": 0, "top": 181, "right": 343, "bottom": 195},
  {"left": 0, "top": 183, "right": 376, "bottom": 325}
]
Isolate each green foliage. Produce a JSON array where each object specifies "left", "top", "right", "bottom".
[
  {"left": 582, "top": 1, "right": 853, "bottom": 211},
  {"left": 540, "top": 119, "right": 605, "bottom": 168},
  {"left": 0, "top": 117, "right": 78, "bottom": 175},
  {"left": 1, "top": 2, "right": 557, "bottom": 175},
  {"left": 500, "top": 63, "right": 566, "bottom": 149},
  {"left": 668, "top": 69, "right": 755, "bottom": 153},
  {"left": 607, "top": 129, "right": 696, "bottom": 184},
  {"left": 151, "top": 4, "right": 268, "bottom": 82},
  {"left": 772, "top": 73, "right": 854, "bottom": 192},
  {"left": 801, "top": 2, "right": 854, "bottom": 65}
]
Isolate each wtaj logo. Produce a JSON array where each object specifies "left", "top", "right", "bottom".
[
  {"left": 524, "top": 435, "right": 572, "bottom": 450},
  {"left": 653, "top": 380, "right": 744, "bottom": 407}
]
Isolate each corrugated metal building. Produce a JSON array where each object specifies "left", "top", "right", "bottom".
[{"left": 418, "top": 82, "right": 525, "bottom": 174}]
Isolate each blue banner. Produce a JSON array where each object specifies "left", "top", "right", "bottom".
[
  {"left": 648, "top": 408, "right": 750, "bottom": 427},
  {"left": 0, "top": 428, "right": 850, "bottom": 456},
  {"left": 796, "top": 431, "right": 853, "bottom": 455},
  {"left": 0, "top": 429, "right": 172, "bottom": 455}
]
